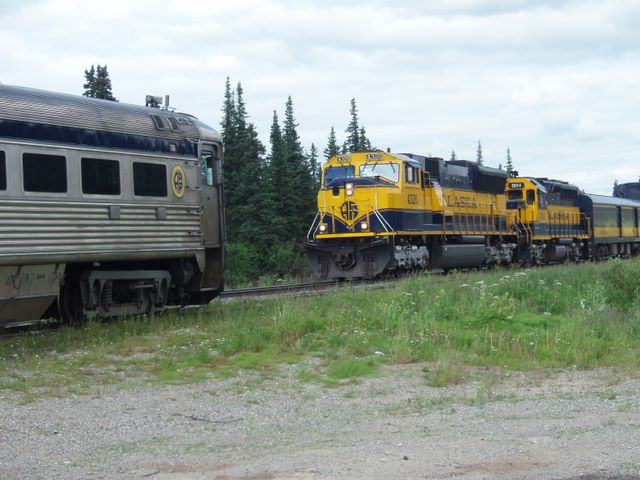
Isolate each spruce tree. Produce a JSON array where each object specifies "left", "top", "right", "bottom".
[
  {"left": 506, "top": 148, "right": 514, "bottom": 176},
  {"left": 324, "top": 126, "right": 339, "bottom": 159},
  {"left": 476, "top": 140, "right": 483, "bottom": 166},
  {"left": 221, "top": 77, "right": 237, "bottom": 140},
  {"left": 345, "top": 98, "right": 360, "bottom": 153},
  {"left": 613, "top": 179, "right": 619, "bottom": 195},
  {"left": 83, "top": 65, "right": 96, "bottom": 97},
  {"left": 266, "top": 111, "right": 290, "bottom": 236},
  {"left": 359, "top": 126, "right": 372, "bottom": 151},
  {"left": 83, "top": 64, "right": 117, "bottom": 101},
  {"left": 94, "top": 65, "right": 117, "bottom": 100},
  {"left": 220, "top": 78, "right": 240, "bottom": 240},
  {"left": 283, "top": 96, "right": 315, "bottom": 240},
  {"left": 219, "top": 79, "right": 266, "bottom": 247},
  {"left": 232, "top": 83, "right": 266, "bottom": 242},
  {"left": 235, "top": 82, "right": 247, "bottom": 132},
  {"left": 308, "top": 143, "right": 320, "bottom": 190},
  {"left": 450, "top": 150, "right": 457, "bottom": 161}
]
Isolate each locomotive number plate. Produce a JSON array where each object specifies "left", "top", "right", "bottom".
[{"left": 509, "top": 182, "right": 524, "bottom": 189}]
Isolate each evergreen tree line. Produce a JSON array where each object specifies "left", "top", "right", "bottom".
[
  {"left": 221, "top": 79, "right": 381, "bottom": 284},
  {"left": 222, "top": 80, "right": 370, "bottom": 283}
]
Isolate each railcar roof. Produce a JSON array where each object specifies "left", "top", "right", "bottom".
[
  {"left": 0, "top": 83, "right": 220, "bottom": 143},
  {"left": 582, "top": 193, "right": 640, "bottom": 207}
]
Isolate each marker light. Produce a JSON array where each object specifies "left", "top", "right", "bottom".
[
  {"left": 360, "top": 221, "right": 369, "bottom": 231},
  {"left": 319, "top": 223, "right": 328, "bottom": 233}
]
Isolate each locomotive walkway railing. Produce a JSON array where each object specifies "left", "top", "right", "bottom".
[{"left": 443, "top": 202, "right": 507, "bottom": 235}]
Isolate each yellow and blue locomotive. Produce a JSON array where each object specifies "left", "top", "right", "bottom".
[
  {"left": 505, "top": 177, "right": 589, "bottom": 264},
  {"left": 306, "top": 152, "right": 514, "bottom": 279},
  {"left": 307, "top": 152, "right": 640, "bottom": 279}
]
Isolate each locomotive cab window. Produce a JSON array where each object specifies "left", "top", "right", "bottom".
[
  {"left": 0, "top": 151, "right": 5, "bottom": 190},
  {"left": 82, "top": 158, "right": 120, "bottom": 195},
  {"left": 200, "top": 150, "right": 214, "bottom": 187},
  {"left": 133, "top": 162, "right": 167, "bottom": 197},
  {"left": 508, "top": 190, "right": 523, "bottom": 200},
  {"left": 526, "top": 189, "right": 536, "bottom": 205},
  {"left": 404, "top": 165, "right": 419, "bottom": 184},
  {"left": 23, "top": 153, "right": 67, "bottom": 193},
  {"left": 323, "top": 166, "right": 355, "bottom": 187},
  {"left": 359, "top": 162, "right": 399, "bottom": 183}
]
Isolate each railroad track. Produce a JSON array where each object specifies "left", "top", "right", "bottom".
[{"left": 218, "top": 280, "right": 343, "bottom": 299}]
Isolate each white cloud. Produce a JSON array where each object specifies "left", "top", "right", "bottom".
[{"left": 1, "top": 0, "right": 639, "bottom": 194}]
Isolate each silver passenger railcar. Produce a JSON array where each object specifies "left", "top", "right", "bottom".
[{"left": 0, "top": 84, "right": 224, "bottom": 325}]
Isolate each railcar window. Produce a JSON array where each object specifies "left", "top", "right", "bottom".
[
  {"left": 359, "top": 163, "right": 399, "bottom": 183},
  {"left": 200, "top": 151, "right": 214, "bottom": 187},
  {"left": 324, "top": 166, "right": 355, "bottom": 187},
  {"left": 0, "top": 151, "right": 5, "bottom": 190},
  {"left": 82, "top": 158, "right": 120, "bottom": 195},
  {"left": 23, "top": 153, "right": 67, "bottom": 193},
  {"left": 133, "top": 162, "right": 167, "bottom": 197}
]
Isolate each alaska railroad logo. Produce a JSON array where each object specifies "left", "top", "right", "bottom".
[
  {"left": 171, "top": 165, "right": 186, "bottom": 198},
  {"left": 341, "top": 201, "right": 359, "bottom": 221}
]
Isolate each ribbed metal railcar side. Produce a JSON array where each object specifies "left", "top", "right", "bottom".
[
  {"left": 0, "top": 84, "right": 224, "bottom": 325},
  {"left": 0, "top": 199, "right": 203, "bottom": 263}
]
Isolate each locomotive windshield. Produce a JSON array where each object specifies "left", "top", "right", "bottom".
[
  {"left": 508, "top": 190, "right": 523, "bottom": 200},
  {"left": 359, "top": 162, "right": 399, "bottom": 183},
  {"left": 324, "top": 165, "right": 355, "bottom": 187}
]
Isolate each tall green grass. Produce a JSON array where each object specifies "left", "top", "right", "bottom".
[{"left": 2, "top": 258, "right": 640, "bottom": 395}]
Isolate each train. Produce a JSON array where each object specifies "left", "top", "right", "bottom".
[
  {"left": 0, "top": 84, "right": 225, "bottom": 326},
  {"left": 307, "top": 151, "right": 640, "bottom": 279}
]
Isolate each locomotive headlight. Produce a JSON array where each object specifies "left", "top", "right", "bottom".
[
  {"left": 360, "top": 221, "right": 369, "bottom": 231},
  {"left": 319, "top": 223, "right": 328, "bottom": 233},
  {"left": 345, "top": 182, "right": 354, "bottom": 196}
]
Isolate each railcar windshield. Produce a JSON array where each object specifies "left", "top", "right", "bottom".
[
  {"left": 324, "top": 166, "right": 355, "bottom": 187},
  {"left": 359, "top": 162, "right": 399, "bottom": 183}
]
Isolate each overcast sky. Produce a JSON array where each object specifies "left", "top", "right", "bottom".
[{"left": 1, "top": 0, "right": 639, "bottom": 194}]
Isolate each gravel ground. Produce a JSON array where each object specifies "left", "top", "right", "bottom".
[{"left": 2, "top": 364, "right": 640, "bottom": 480}]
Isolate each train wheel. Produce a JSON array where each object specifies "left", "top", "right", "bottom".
[{"left": 59, "top": 277, "right": 85, "bottom": 326}]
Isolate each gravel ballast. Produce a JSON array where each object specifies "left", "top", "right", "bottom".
[{"left": 2, "top": 365, "right": 640, "bottom": 480}]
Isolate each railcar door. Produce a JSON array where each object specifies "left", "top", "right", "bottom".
[
  {"left": 617, "top": 206, "right": 622, "bottom": 238},
  {"left": 199, "top": 144, "right": 224, "bottom": 246}
]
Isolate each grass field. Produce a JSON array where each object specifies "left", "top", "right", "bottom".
[{"left": 2, "top": 259, "right": 640, "bottom": 397}]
